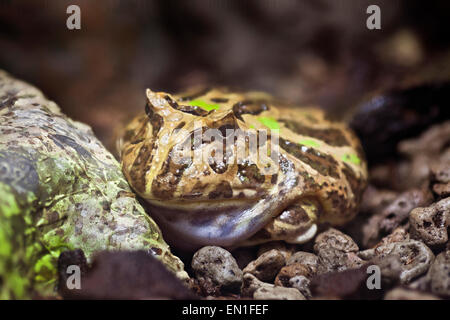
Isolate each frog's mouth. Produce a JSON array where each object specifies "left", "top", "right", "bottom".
[
  {"left": 142, "top": 192, "right": 316, "bottom": 251},
  {"left": 142, "top": 199, "right": 272, "bottom": 251}
]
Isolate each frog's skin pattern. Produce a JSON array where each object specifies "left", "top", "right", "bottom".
[
  {"left": 120, "top": 88, "right": 368, "bottom": 251},
  {"left": 0, "top": 70, "right": 185, "bottom": 299}
]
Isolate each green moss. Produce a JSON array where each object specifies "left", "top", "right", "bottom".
[
  {"left": 34, "top": 254, "right": 56, "bottom": 282},
  {"left": 0, "top": 230, "right": 12, "bottom": 256},
  {"left": 0, "top": 184, "right": 21, "bottom": 219},
  {"left": 4, "top": 270, "right": 28, "bottom": 299},
  {"left": 0, "top": 184, "right": 32, "bottom": 299}
]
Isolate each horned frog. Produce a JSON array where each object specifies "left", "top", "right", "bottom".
[{"left": 119, "top": 87, "right": 368, "bottom": 251}]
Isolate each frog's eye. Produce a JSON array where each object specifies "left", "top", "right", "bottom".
[{"left": 188, "top": 99, "right": 220, "bottom": 112}]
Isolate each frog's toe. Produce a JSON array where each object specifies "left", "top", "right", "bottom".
[{"left": 284, "top": 223, "right": 317, "bottom": 244}]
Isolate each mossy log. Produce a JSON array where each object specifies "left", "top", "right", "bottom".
[{"left": 0, "top": 70, "right": 185, "bottom": 299}]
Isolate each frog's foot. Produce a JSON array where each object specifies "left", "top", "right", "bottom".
[{"left": 240, "top": 197, "right": 320, "bottom": 246}]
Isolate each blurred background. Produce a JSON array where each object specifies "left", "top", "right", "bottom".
[{"left": 0, "top": 0, "right": 449, "bottom": 150}]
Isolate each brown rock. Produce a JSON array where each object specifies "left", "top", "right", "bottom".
[
  {"left": 286, "top": 251, "right": 319, "bottom": 273},
  {"left": 59, "top": 251, "right": 198, "bottom": 300},
  {"left": 310, "top": 265, "right": 380, "bottom": 299},
  {"left": 275, "top": 263, "right": 311, "bottom": 287},
  {"left": 243, "top": 249, "right": 286, "bottom": 282}
]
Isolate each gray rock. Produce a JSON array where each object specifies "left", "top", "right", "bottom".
[
  {"left": 242, "top": 272, "right": 305, "bottom": 300},
  {"left": 243, "top": 249, "right": 286, "bottom": 282},
  {"left": 314, "top": 228, "right": 359, "bottom": 253},
  {"left": 369, "top": 254, "right": 403, "bottom": 287},
  {"left": 360, "top": 240, "right": 434, "bottom": 284},
  {"left": 358, "top": 227, "right": 409, "bottom": 260},
  {"left": 241, "top": 273, "right": 274, "bottom": 297},
  {"left": 407, "top": 275, "right": 430, "bottom": 292},
  {"left": 289, "top": 276, "right": 311, "bottom": 299},
  {"left": 347, "top": 186, "right": 398, "bottom": 248},
  {"left": 253, "top": 286, "right": 306, "bottom": 300},
  {"left": 192, "top": 246, "right": 243, "bottom": 295},
  {"left": 409, "top": 197, "right": 449, "bottom": 247},
  {"left": 359, "top": 189, "right": 432, "bottom": 248},
  {"left": 379, "top": 189, "right": 433, "bottom": 234},
  {"left": 376, "top": 226, "right": 410, "bottom": 247},
  {"left": 427, "top": 250, "right": 450, "bottom": 297}
]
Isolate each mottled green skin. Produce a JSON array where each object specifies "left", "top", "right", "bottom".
[{"left": 0, "top": 70, "right": 185, "bottom": 299}]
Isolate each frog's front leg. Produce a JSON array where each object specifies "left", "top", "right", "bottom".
[{"left": 242, "top": 197, "right": 320, "bottom": 246}]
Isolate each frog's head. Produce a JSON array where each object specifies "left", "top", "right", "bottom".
[{"left": 120, "top": 88, "right": 368, "bottom": 251}]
